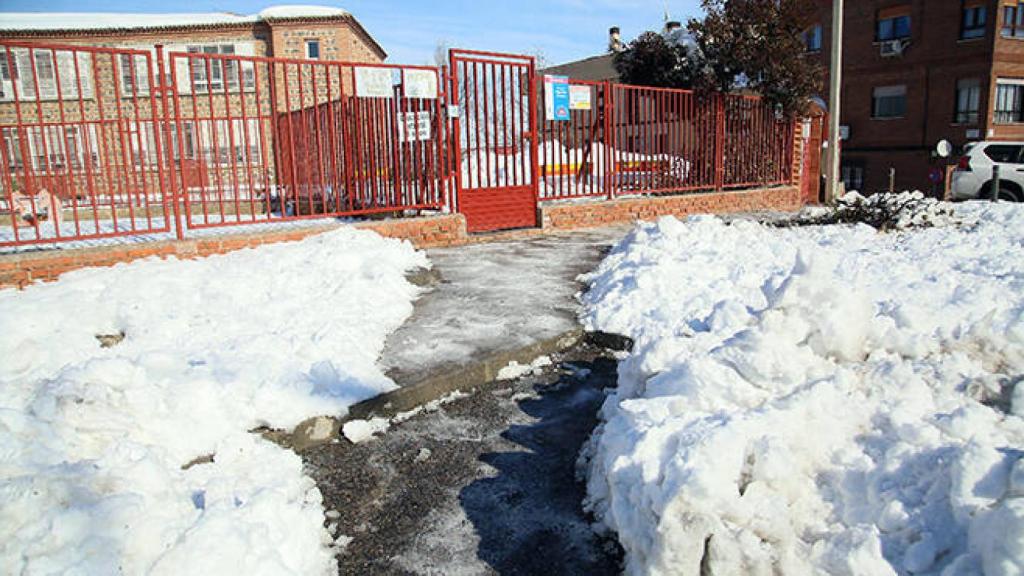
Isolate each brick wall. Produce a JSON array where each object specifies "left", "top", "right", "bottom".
[
  {"left": 541, "top": 186, "right": 801, "bottom": 231},
  {"left": 0, "top": 182, "right": 807, "bottom": 289},
  {"left": 0, "top": 214, "right": 466, "bottom": 289}
]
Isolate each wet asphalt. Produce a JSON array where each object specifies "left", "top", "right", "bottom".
[{"left": 303, "top": 342, "right": 624, "bottom": 576}]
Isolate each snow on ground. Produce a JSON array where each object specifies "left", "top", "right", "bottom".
[
  {"left": 0, "top": 227, "right": 426, "bottom": 574},
  {"left": 578, "top": 199, "right": 1024, "bottom": 576}
]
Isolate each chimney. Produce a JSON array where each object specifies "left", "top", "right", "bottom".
[{"left": 608, "top": 26, "right": 625, "bottom": 52}]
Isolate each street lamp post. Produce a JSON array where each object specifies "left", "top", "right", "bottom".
[{"left": 825, "top": 0, "right": 844, "bottom": 203}]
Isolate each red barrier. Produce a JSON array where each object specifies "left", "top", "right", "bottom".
[
  {"left": 0, "top": 39, "right": 796, "bottom": 249},
  {"left": 0, "top": 41, "right": 171, "bottom": 247}
]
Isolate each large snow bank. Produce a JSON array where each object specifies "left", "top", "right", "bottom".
[
  {"left": 0, "top": 227, "right": 426, "bottom": 574},
  {"left": 579, "top": 200, "right": 1024, "bottom": 575}
]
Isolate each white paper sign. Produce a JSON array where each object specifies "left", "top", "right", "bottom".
[
  {"left": 398, "top": 111, "right": 432, "bottom": 142},
  {"left": 355, "top": 67, "right": 393, "bottom": 98},
  {"left": 569, "top": 85, "right": 591, "bottom": 110},
  {"left": 404, "top": 69, "right": 438, "bottom": 99}
]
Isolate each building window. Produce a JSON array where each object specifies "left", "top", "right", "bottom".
[
  {"left": 877, "top": 7, "right": 912, "bottom": 41},
  {"left": 872, "top": 85, "right": 907, "bottom": 119},
  {"left": 305, "top": 40, "right": 321, "bottom": 60},
  {"left": 803, "top": 25, "right": 822, "bottom": 52},
  {"left": 1, "top": 125, "right": 100, "bottom": 172},
  {"left": 118, "top": 54, "right": 151, "bottom": 96},
  {"left": 1003, "top": 1, "right": 1024, "bottom": 38},
  {"left": 955, "top": 78, "right": 981, "bottom": 124},
  {"left": 0, "top": 49, "right": 93, "bottom": 101},
  {"left": 841, "top": 163, "right": 864, "bottom": 191},
  {"left": 185, "top": 45, "right": 255, "bottom": 93},
  {"left": 962, "top": 3, "right": 987, "bottom": 39},
  {"left": 995, "top": 79, "right": 1024, "bottom": 123}
]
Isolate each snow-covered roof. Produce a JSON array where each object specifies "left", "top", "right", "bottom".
[{"left": 0, "top": 5, "right": 350, "bottom": 33}]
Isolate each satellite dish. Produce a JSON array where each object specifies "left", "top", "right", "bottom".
[{"left": 936, "top": 139, "right": 953, "bottom": 158}]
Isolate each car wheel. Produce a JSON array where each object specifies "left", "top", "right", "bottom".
[{"left": 997, "top": 186, "right": 1023, "bottom": 202}]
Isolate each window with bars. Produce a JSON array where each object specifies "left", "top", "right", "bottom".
[
  {"left": 954, "top": 78, "right": 981, "bottom": 124},
  {"left": 962, "top": 4, "right": 988, "bottom": 39},
  {"left": 872, "top": 85, "right": 907, "bottom": 119},
  {"left": 995, "top": 80, "right": 1024, "bottom": 123},
  {"left": 1003, "top": 1, "right": 1024, "bottom": 38}
]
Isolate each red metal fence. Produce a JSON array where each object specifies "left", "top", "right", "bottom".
[
  {"left": 537, "top": 82, "right": 794, "bottom": 201},
  {"left": 165, "top": 50, "right": 451, "bottom": 232},
  {"left": 0, "top": 41, "right": 172, "bottom": 247},
  {"left": 0, "top": 39, "right": 797, "bottom": 249}
]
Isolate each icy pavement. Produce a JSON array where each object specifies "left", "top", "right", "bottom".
[
  {"left": 379, "top": 226, "right": 630, "bottom": 385},
  {"left": 304, "top": 343, "right": 624, "bottom": 575}
]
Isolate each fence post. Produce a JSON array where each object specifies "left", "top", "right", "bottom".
[
  {"left": 714, "top": 93, "right": 726, "bottom": 192},
  {"left": 992, "top": 164, "right": 1001, "bottom": 202},
  {"left": 155, "top": 45, "right": 184, "bottom": 241},
  {"left": 604, "top": 81, "right": 614, "bottom": 200}
]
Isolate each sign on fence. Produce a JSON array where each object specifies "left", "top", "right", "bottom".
[
  {"left": 544, "top": 75, "right": 570, "bottom": 121},
  {"left": 404, "top": 69, "right": 438, "bottom": 99},
  {"left": 355, "top": 66, "right": 394, "bottom": 98},
  {"left": 398, "top": 111, "right": 432, "bottom": 142},
  {"left": 569, "top": 85, "right": 592, "bottom": 111}
]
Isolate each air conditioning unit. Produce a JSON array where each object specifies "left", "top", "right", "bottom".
[{"left": 880, "top": 39, "right": 906, "bottom": 57}]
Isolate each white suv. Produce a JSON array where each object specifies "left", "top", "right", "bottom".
[{"left": 950, "top": 141, "right": 1024, "bottom": 201}]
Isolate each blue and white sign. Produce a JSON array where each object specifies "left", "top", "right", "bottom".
[{"left": 544, "top": 75, "right": 570, "bottom": 122}]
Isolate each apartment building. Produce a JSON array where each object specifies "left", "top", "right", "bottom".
[
  {"left": 804, "top": 0, "right": 1024, "bottom": 194},
  {"left": 0, "top": 6, "right": 385, "bottom": 208}
]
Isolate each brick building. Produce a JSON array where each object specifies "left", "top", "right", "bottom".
[
  {"left": 804, "top": 0, "right": 1024, "bottom": 194},
  {"left": 0, "top": 6, "right": 386, "bottom": 222}
]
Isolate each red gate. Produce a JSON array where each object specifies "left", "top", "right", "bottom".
[{"left": 449, "top": 49, "right": 538, "bottom": 233}]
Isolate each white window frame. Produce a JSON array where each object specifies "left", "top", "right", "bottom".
[
  {"left": 872, "top": 85, "right": 907, "bottom": 119},
  {"left": 0, "top": 48, "right": 93, "bottom": 102},
  {"left": 184, "top": 44, "right": 256, "bottom": 94},
  {"left": 2, "top": 125, "right": 100, "bottom": 172},
  {"left": 196, "top": 119, "right": 263, "bottom": 166},
  {"left": 995, "top": 78, "right": 1024, "bottom": 124},
  {"left": 305, "top": 39, "right": 321, "bottom": 60}
]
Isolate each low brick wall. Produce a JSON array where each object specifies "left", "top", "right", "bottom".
[
  {"left": 1, "top": 185, "right": 801, "bottom": 290},
  {"left": 0, "top": 214, "right": 466, "bottom": 289},
  {"left": 541, "top": 185, "right": 801, "bottom": 231}
]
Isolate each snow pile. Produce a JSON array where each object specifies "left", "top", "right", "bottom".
[
  {"left": 579, "top": 203, "right": 1024, "bottom": 576},
  {"left": 341, "top": 417, "right": 391, "bottom": 444},
  {"left": 787, "top": 191, "right": 959, "bottom": 231},
  {"left": 0, "top": 227, "right": 426, "bottom": 574},
  {"left": 496, "top": 355, "right": 553, "bottom": 380}
]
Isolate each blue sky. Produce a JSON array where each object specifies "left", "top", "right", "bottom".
[{"left": 0, "top": 0, "right": 705, "bottom": 66}]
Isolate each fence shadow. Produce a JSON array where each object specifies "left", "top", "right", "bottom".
[{"left": 457, "top": 356, "right": 623, "bottom": 575}]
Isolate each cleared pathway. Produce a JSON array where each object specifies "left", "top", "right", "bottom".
[{"left": 379, "top": 226, "right": 630, "bottom": 386}]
